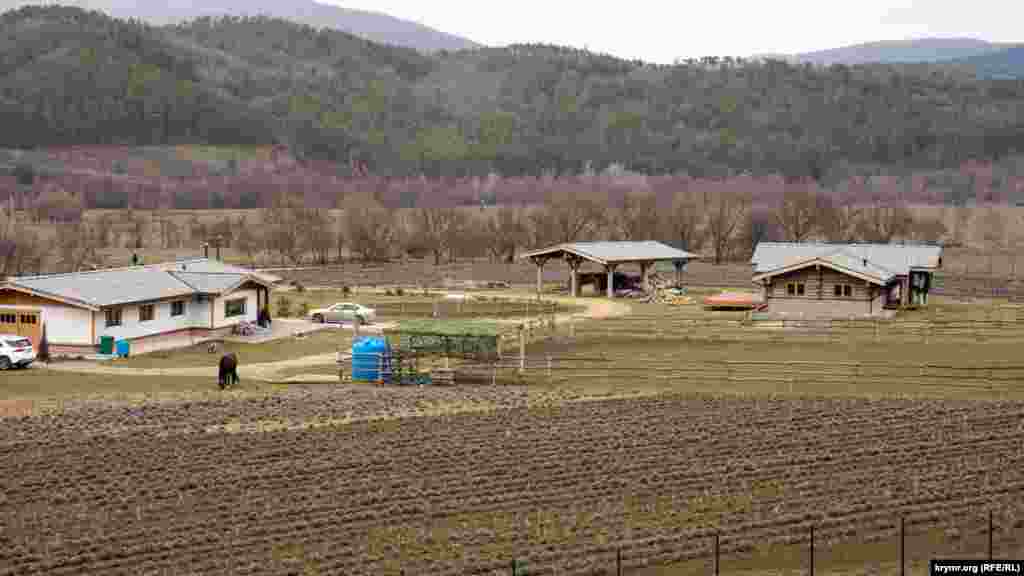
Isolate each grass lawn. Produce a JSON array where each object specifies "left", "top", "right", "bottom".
[
  {"left": 516, "top": 296, "right": 1024, "bottom": 402},
  {"left": 275, "top": 363, "right": 341, "bottom": 378},
  {"left": 103, "top": 329, "right": 352, "bottom": 369},
  {"left": 1, "top": 368, "right": 273, "bottom": 411}
]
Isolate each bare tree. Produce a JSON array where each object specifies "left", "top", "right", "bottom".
[
  {"left": 818, "top": 193, "right": 861, "bottom": 242},
  {"left": 613, "top": 190, "right": 660, "bottom": 240},
  {"left": 908, "top": 215, "right": 948, "bottom": 243},
  {"left": 528, "top": 189, "right": 604, "bottom": 247},
  {"left": 0, "top": 204, "right": 43, "bottom": 276},
  {"left": 704, "top": 191, "right": 750, "bottom": 264},
  {"left": 409, "top": 207, "right": 446, "bottom": 265},
  {"left": 664, "top": 190, "right": 705, "bottom": 252},
  {"left": 127, "top": 211, "right": 148, "bottom": 250},
  {"left": 976, "top": 206, "right": 1006, "bottom": 252},
  {"left": 299, "top": 208, "right": 334, "bottom": 265},
  {"left": 233, "top": 215, "right": 257, "bottom": 265},
  {"left": 855, "top": 202, "right": 914, "bottom": 243},
  {"left": 774, "top": 184, "right": 826, "bottom": 241},
  {"left": 484, "top": 205, "right": 527, "bottom": 263},
  {"left": 739, "top": 206, "right": 776, "bottom": 259},
  {"left": 344, "top": 192, "right": 396, "bottom": 261},
  {"left": 53, "top": 221, "right": 99, "bottom": 273},
  {"left": 264, "top": 191, "right": 303, "bottom": 264}
]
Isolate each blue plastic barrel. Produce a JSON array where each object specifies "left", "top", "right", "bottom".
[
  {"left": 115, "top": 339, "right": 130, "bottom": 358},
  {"left": 351, "top": 336, "right": 390, "bottom": 382}
]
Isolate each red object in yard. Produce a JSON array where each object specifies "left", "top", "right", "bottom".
[{"left": 703, "top": 292, "right": 763, "bottom": 310}]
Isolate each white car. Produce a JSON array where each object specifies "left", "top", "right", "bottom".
[
  {"left": 309, "top": 302, "right": 376, "bottom": 325},
  {"left": 0, "top": 335, "right": 36, "bottom": 370}
]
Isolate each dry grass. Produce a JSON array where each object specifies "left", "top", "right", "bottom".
[
  {"left": 103, "top": 329, "right": 350, "bottom": 369},
  {"left": 1, "top": 369, "right": 256, "bottom": 406}
]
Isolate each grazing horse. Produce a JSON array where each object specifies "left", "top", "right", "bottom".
[{"left": 218, "top": 353, "right": 239, "bottom": 389}]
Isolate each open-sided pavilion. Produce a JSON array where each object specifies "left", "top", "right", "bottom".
[{"left": 520, "top": 241, "right": 698, "bottom": 298}]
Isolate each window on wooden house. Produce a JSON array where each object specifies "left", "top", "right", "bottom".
[
  {"left": 139, "top": 304, "right": 155, "bottom": 322},
  {"left": 796, "top": 283, "right": 805, "bottom": 296},
  {"left": 171, "top": 301, "right": 185, "bottom": 317},
  {"left": 224, "top": 298, "right": 247, "bottom": 318},
  {"left": 787, "top": 283, "right": 795, "bottom": 296},
  {"left": 843, "top": 285, "right": 852, "bottom": 297},
  {"left": 834, "top": 285, "right": 843, "bottom": 297},
  {"left": 105, "top": 308, "right": 122, "bottom": 327}
]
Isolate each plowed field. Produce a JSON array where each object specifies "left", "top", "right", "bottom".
[{"left": 3, "top": 391, "right": 1024, "bottom": 575}]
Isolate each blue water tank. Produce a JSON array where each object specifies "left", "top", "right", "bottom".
[
  {"left": 351, "top": 336, "right": 391, "bottom": 382},
  {"left": 115, "top": 339, "right": 130, "bottom": 358}
]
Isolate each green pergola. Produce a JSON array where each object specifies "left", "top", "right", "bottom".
[{"left": 384, "top": 318, "right": 509, "bottom": 361}]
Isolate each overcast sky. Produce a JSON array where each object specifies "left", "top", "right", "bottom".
[{"left": 329, "top": 0, "right": 1020, "bottom": 64}]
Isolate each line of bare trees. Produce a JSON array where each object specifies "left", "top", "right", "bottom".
[{"left": 5, "top": 176, "right": 1015, "bottom": 276}]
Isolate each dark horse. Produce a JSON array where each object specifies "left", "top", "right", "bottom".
[{"left": 218, "top": 353, "right": 239, "bottom": 389}]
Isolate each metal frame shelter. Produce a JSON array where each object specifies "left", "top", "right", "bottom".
[
  {"left": 381, "top": 318, "right": 510, "bottom": 384},
  {"left": 520, "top": 241, "right": 698, "bottom": 298}
]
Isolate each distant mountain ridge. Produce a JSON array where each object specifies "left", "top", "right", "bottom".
[
  {"left": 789, "top": 38, "right": 1010, "bottom": 65},
  {"left": 950, "top": 45, "right": 1024, "bottom": 79},
  {"left": 0, "top": 0, "right": 481, "bottom": 52}
]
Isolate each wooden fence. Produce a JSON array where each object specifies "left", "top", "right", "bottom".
[
  {"left": 564, "top": 314, "right": 1024, "bottom": 344},
  {"left": 455, "top": 356, "right": 1024, "bottom": 397}
]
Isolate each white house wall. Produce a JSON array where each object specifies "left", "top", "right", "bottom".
[
  {"left": 0, "top": 303, "right": 91, "bottom": 345},
  {"left": 213, "top": 289, "right": 258, "bottom": 328},
  {"left": 96, "top": 299, "right": 201, "bottom": 342}
]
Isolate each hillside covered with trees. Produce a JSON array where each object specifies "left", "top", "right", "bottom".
[{"left": 3, "top": 5, "right": 1024, "bottom": 182}]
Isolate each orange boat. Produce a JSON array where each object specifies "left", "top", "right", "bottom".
[{"left": 702, "top": 292, "right": 766, "bottom": 310}]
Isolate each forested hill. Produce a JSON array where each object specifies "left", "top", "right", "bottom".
[{"left": 3, "top": 5, "right": 1024, "bottom": 182}]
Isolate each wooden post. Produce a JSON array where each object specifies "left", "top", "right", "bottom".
[
  {"left": 519, "top": 325, "right": 525, "bottom": 373},
  {"left": 534, "top": 257, "right": 545, "bottom": 299}
]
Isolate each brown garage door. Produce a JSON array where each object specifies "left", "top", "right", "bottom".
[{"left": 0, "top": 309, "right": 41, "bottom": 348}]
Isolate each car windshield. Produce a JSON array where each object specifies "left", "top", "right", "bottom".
[{"left": 6, "top": 339, "right": 31, "bottom": 348}]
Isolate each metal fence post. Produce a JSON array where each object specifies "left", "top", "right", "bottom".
[
  {"left": 989, "top": 509, "right": 994, "bottom": 560},
  {"left": 714, "top": 532, "right": 720, "bottom": 576},
  {"left": 809, "top": 524, "right": 814, "bottom": 576},
  {"left": 900, "top": 516, "right": 905, "bottom": 576}
]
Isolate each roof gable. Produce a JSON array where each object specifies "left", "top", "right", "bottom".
[{"left": 752, "top": 250, "right": 894, "bottom": 285}]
